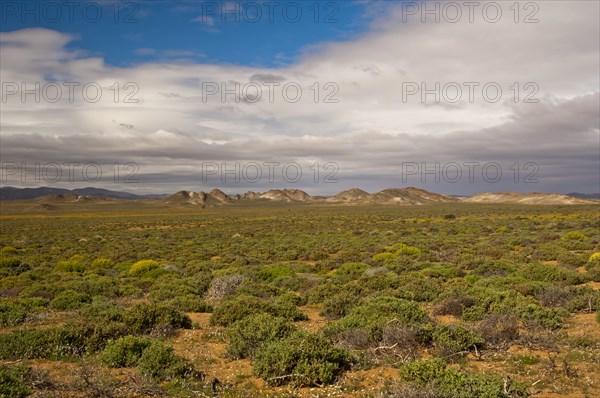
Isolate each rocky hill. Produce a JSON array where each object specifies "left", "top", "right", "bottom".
[
  {"left": 463, "top": 192, "right": 597, "bottom": 205},
  {"left": 329, "top": 187, "right": 458, "bottom": 205}
]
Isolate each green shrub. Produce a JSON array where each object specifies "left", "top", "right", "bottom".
[
  {"left": 50, "top": 290, "right": 92, "bottom": 310},
  {"left": 226, "top": 313, "right": 296, "bottom": 359},
  {"left": 0, "top": 257, "right": 29, "bottom": 275},
  {"left": 372, "top": 252, "right": 396, "bottom": 263},
  {"left": 166, "top": 295, "right": 212, "bottom": 312},
  {"left": 325, "top": 296, "right": 430, "bottom": 348},
  {"left": 100, "top": 335, "right": 152, "bottom": 367},
  {"left": 0, "top": 364, "right": 31, "bottom": 398},
  {"left": 138, "top": 341, "right": 196, "bottom": 381},
  {"left": 254, "top": 331, "right": 352, "bottom": 387},
  {"left": 400, "top": 359, "right": 528, "bottom": 398},
  {"left": 210, "top": 294, "right": 306, "bottom": 326},
  {"left": 0, "top": 246, "right": 18, "bottom": 255},
  {"left": 63, "top": 319, "right": 131, "bottom": 354},
  {"left": 305, "top": 282, "right": 342, "bottom": 305},
  {"left": 321, "top": 290, "right": 359, "bottom": 319},
  {"left": 91, "top": 258, "right": 114, "bottom": 269},
  {"left": 258, "top": 266, "right": 294, "bottom": 281},
  {"left": 0, "top": 328, "right": 73, "bottom": 359},
  {"left": 432, "top": 324, "right": 484, "bottom": 359},
  {"left": 388, "top": 243, "right": 422, "bottom": 256},
  {"left": 515, "top": 263, "right": 585, "bottom": 285},
  {"left": 0, "top": 302, "right": 27, "bottom": 327},
  {"left": 518, "top": 303, "right": 563, "bottom": 329},
  {"left": 334, "top": 262, "right": 369, "bottom": 282},
  {"left": 562, "top": 231, "right": 587, "bottom": 241},
  {"left": 588, "top": 252, "right": 600, "bottom": 264},
  {"left": 125, "top": 304, "right": 192, "bottom": 334},
  {"left": 54, "top": 256, "right": 85, "bottom": 273},
  {"left": 129, "top": 260, "right": 161, "bottom": 276},
  {"left": 78, "top": 301, "right": 126, "bottom": 323}
]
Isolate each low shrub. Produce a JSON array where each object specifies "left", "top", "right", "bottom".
[
  {"left": 0, "top": 301, "right": 27, "bottom": 327},
  {"left": 433, "top": 296, "right": 476, "bottom": 317},
  {"left": 100, "top": 335, "right": 152, "bottom": 367},
  {"left": 0, "top": 364, "right": 31, "bottom": 398},
  {"left": 325, "top": 296, "right": 430, "bottom": 348},
  {"left": 334, "top": 262, "right": 369, "bottom": 282},
  {"left": 399, "top": 359, "right": 528, "bottom": 398},
  {"left": 226, "top": 313, "right": 296, "bottom": 359},
  {"left": 125, "top": 304, "right": 192, "bottom": 334},
  {"left": 138, "top": 341, "right": 196, "bottom": 381},
  {"left": 50, "top": 290, "right": 92, "bottom": 310},
  {"left": 64, "top": 319, "right": 132, "bottom": 354},
  {"left": 0, "top": 257, "right": 29, "bottom": 275},
  {"left": 321, "top": 290, "right": 359, "bottom": 319},
  {"left": 210, "top": 294, "right": 306, "bottom": 326},
  {"left": 0, "top": 328, "right": 73, "bottom": 359},
  {"left": 432, "top": 324, "right": 484, "bottom": 359},
  {"left": 54, "top": 256, "right": 85, "bottom": 273},
  {"left": 254, "top": 331, "right": 352, "bottom": 387},
  {"left": 91, "top": 258, "right": 114, "bottom": 269},
  {"left": 562, "top": 231, "right": 587, "bottom": 241},
  {"left": 476, "top": 314, "right": 519, "bottom": 347},
  {"left": 305, "top": 282, "right": 342, "bottom": 305},
  {"left": 258, "top": 266, "right": 294, "bottom": 282},
  {"left": 129, "top": 260, "right": 161, "bottom": 276},
  {"left": 166, "top": 295, "right": 212, "bottom": 312}
]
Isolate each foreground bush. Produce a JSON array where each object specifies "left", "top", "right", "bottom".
[
  {"left": 432, "top": 324, "right": 484, "bottom": 359},
  {"left": 0, "top": 364, "right": 31, "bottom": 398},
  {"left": 0, "top": 301, "right": 27, "bottom": 327},
  {"left": 226, "top": 313, "right": 296, "bottom": 359},
  {"left": 400, "top": 359, "right": 528, "bottom": 398},
  {"left": 254, "top": 331, "right": 352, "bottom": 387},
  {"left": 138, "top": 341, "right": 197, "bottom": 381},
  {"left": 325, "top": 296, "right": 430, "bottom": 348},
  {"left": 0, "top": 328, "right": 69, "bottom": 359},
  {"left": 125, "top": 304, "right": 192, "bottom": 334},
  {"left": 210, "top": 294, "right": 306, "bottom": 326},
  {"left": 100, "top": 335, "right": 152, "bottom": 367}
]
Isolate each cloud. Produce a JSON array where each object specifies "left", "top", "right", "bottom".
[
  {"left": 0, "top": 1, "right": 598, "bottom": 195},
  {"left": 192, "top": 15, "right": 214, "bottom": 26}
]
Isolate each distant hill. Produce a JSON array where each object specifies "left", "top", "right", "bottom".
[
  {"left": 463, "top": 192, "right": 597, "bottom": 205},
  {"left": 371, "top": 187, "right": 459, "bottom": 205},
  {"left": 162, "top": 188, "right": 311, "bottom": 206},
  {"left": 0, "top": 186, "right": 158, "bottom": 201},
  {"left": 333, "top": 188, "right": 371, "bottom": 202},
  {"left": 329, "top": 187, "right": 458, "bottom": 205}
]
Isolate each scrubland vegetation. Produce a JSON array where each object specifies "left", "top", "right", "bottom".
[{"left": 0, "top": 201, "right": 599, "bottom": 397}]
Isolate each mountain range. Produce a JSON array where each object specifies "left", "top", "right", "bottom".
[{"left": 1, "top": 186, "right": 597, "bottom": 207}]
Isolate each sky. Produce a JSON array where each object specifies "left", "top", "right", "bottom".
[{"left": 0, "top": 0, "right": 599, "bottom": 195}]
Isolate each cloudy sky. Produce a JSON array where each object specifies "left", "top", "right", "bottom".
[{"left": 0, "top": 0, "right": 598, "bottom": 195}]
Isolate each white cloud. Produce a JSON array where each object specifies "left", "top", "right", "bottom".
[{"left": 0, "top": 1, "right": 598, "bottom": 194}]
